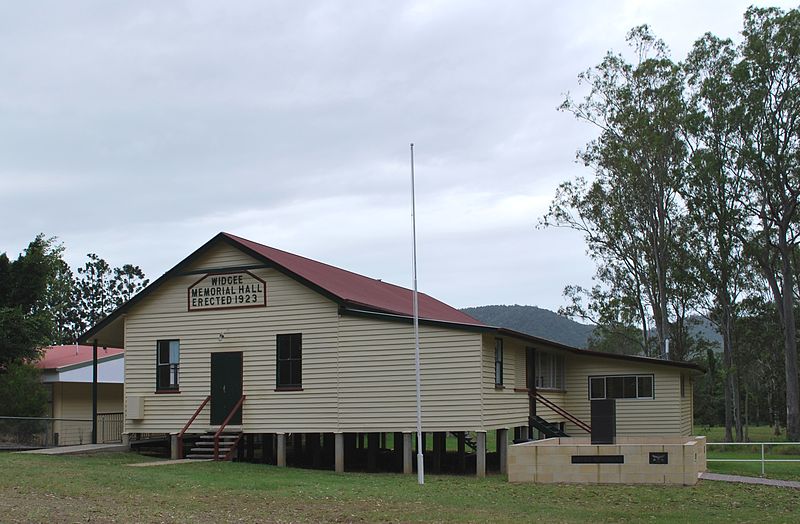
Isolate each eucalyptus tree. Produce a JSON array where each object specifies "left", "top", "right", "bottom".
[
  {"left": 732, "top": 6, "right": 800, "bottom": 440},
  {"left": 683, "top": 33, "right": 751, "bottom": 441},
  {"left": 544, "top": 26, "right": 692, "bottom": 359}
]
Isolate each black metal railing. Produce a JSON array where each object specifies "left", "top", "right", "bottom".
[
  {"left": 1, "top": 414, "right": 124, "bottom": 448},
  {"left": 97, "top": 412, "right": 124, "bottom": 443}
]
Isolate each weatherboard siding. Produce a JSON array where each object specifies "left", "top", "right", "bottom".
[
  {"left": 681, "top": 374, "right": 693, "bottom": 435},
  {"left": 337, "top": 315, "right": 482, "bottom": 432},
  {"left": 481, "top": 335, "right": 528, "bottom": 429},
  {"left": 561, "top": 355, "right": 691, "bottom": 436}
]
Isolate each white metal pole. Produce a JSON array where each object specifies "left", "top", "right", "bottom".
[{"left": 410, "top": 142, "right": 425, "bottom": 485}]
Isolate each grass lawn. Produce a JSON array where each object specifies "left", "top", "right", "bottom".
[
  {"left": 695, "top": 425, "right": 788, "bottom": 443},
  {"left": 696, "top": 425, "right": 800, "bottom": 481},
  {"left": 1, "top": 452, "right": 799, "bottom": 523}
]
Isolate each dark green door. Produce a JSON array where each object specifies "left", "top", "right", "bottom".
[{"left": 211, "top": 352, "right": 243, "bottom": 425}]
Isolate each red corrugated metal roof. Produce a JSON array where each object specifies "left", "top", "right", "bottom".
[
  {"left": 36, "top": 345, "right": 124, "bottom": 371},
  {"left": 224, "top": 233, "right": 484, "bottom": 326}
]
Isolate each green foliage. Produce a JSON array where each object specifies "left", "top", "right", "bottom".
[
  {"left": 0, "top": 234, "right": 64, "bottom": 367},
  {"left": 1, "top": 234, "right": 149, "bottom": 349},
  {"left": 734, "top": 6, "right": 800, "bottom": 441},
  {"left": 46, "top": 259, "right": 80, "bottom": 345},
  {"left": 549, "top": 4, "right": 800, "bottom": 441},
  {"left": 0, "top": 361, "right": 48, "bottom": 416},
  {"left": 693, "top": 349, "right": 725, "bottom": 426},
  {"left": 586, "top": 324, "right": 644, "bottom": 355},
  {"left": 547, "top": 26, "right": 700, "bottom": 360},
  {"left": 74, "top": 254, "right": 149, "bottom": 336}
]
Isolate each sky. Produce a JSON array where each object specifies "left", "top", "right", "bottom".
[{"left": 0, "top": 1, "right": 795, "bottom": 312}]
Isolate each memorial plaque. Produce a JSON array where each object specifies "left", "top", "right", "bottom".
[{"left": 188, "top": 271, "right": 266, "bottom": 311}]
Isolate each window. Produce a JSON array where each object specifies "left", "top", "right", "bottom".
[
  {"left": 156, "top": 340, "right": 180, "bottom": 391},
  {"left": 534, "top": 352, "right": 566, "bottom": 390},
  {"left": 680, "top": 375, "right": 686, "bottom": 398},
  {"left": 276, "top": 333, "right": 302, "bottom": 389},
  {"left": 589, "top": 375, "right": 654, "bottom": 400},
  {"left": 494, "top": 338, "right": 503, "bottom": 387}
]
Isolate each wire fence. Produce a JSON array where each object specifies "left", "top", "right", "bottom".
[
  {"left": 706, "top": 441, "right": 800, "bottom": 477},
  {"left": 0, "top": 414, "right": 123, "bottom": 449}
]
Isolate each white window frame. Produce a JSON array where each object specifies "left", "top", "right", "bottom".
[{"left": 535, "top": 351, "right": 566, "bottom": 391}]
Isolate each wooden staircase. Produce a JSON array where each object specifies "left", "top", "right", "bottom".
[
  {"left": 177, "top": 394, "right": 246, "bottom": 461},
  {"left": 186, "top": 431, "right": 242, "bottom": 461}
]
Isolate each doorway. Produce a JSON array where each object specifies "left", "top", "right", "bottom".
[{"left": 211, "top": 352, "right": 243, "bottom": 425}]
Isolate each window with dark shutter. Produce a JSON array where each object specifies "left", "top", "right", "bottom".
[
  {"left": 276, "top": 333, "right": 302, "bottom": 389},
  {"left": 156, "top": 340, "right": 180, "bottom": 391},
  {"left": 494, "top": 338, "right": 504, "bottom": 387}
]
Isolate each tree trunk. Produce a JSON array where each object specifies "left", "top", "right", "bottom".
[
  {"left": 719, "top": 294, "right": 741, "bottom": 442},
  {"left": 778, "top": 241, "right": 800, "bottom": 441}
]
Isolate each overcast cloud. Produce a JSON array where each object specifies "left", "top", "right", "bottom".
[{"left": 0, "top": 1, "right": 793, "bottom": 311}]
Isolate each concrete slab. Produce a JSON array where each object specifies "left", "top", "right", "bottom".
[
  {"left": 15, "top": 443, "right": 128, "bottom": 455},
  {"left": 700, "top": 472, "right": 800, "bottom": 489}
]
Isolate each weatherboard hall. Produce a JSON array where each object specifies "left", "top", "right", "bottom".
[{"left": 81, "top": 232, "right": 703, "bottom": 479}]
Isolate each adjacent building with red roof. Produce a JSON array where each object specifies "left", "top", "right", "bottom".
[{"left": 35, "top": 345, "right": 124, "bottom": 445}]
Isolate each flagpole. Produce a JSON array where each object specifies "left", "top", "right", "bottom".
[{"left": 410, "top": 142, "right": 425, "bottom": 485}]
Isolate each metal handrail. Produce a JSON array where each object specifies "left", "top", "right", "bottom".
[
  {"left": 176, "top": 395, "right": 211, "bottom": 458},
  {"left": 706, "top": 441, "right": 800, "bottom": 477},
  {"left": 222, "top": 433, "right": 244, "bottom": 461},
  {"left": 534, "top": 392, "right": 592, "bottom": 433},
  {"left": 213, "top": 395, "right": 246, "bottom": 460}
]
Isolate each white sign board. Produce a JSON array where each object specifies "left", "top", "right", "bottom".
[{"left": 188, "top": 271, "right": 266, "bottom": 311}]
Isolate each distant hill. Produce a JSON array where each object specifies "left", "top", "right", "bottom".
[
  {"left": 461, "top": 305, "right": 594, "bottom": 348},
  {"left": 461, "top": 304, "right": 723, "bottom": 354}
]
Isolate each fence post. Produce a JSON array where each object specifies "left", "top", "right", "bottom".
[{"left": 760, "top": 443, "right": 765, "bottom": 477}]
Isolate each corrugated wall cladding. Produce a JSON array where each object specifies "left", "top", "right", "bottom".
[
  {"left": 562, "top": 355, "right": 692, "bottom": 436},
  {"left": 123, "top": 242, "right": 487, "bottom": 434},
  {"left": 481, "top": 335, "right": 528, "bottom": 429},
  {"left": 337, "top": 316, "right": 482, "bottom": 432}
]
